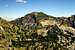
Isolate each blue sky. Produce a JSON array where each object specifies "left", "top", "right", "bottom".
[{"left": 0, "top": 0, "right": 75, "bottom": 21}]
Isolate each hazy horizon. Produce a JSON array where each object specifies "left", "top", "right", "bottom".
[{"left": 0, "top": 0, "right": 75, "bottom": 20}]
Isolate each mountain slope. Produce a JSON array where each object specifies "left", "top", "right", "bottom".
[{"left": 0, "top": 12, "right": 75, "bottom": 50}]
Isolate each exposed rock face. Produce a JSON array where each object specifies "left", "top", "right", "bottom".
[
  {"left": 39, "top": 19, "right": 56, "bottom": 27},
  {"left": 22, "top": 15, "right": 37, "bottom": 29}
]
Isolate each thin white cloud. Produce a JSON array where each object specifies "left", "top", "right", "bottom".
[{"left": 16, "top": 0, "right": 27, "bottom": 3}]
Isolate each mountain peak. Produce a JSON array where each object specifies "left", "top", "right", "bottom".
[{"left": 25, "top": 12, "right": 48, "bottom": 17}]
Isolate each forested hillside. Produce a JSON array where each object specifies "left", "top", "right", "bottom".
[{"left": 0, "top": 12, "right": 75, "bottom": 50}]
